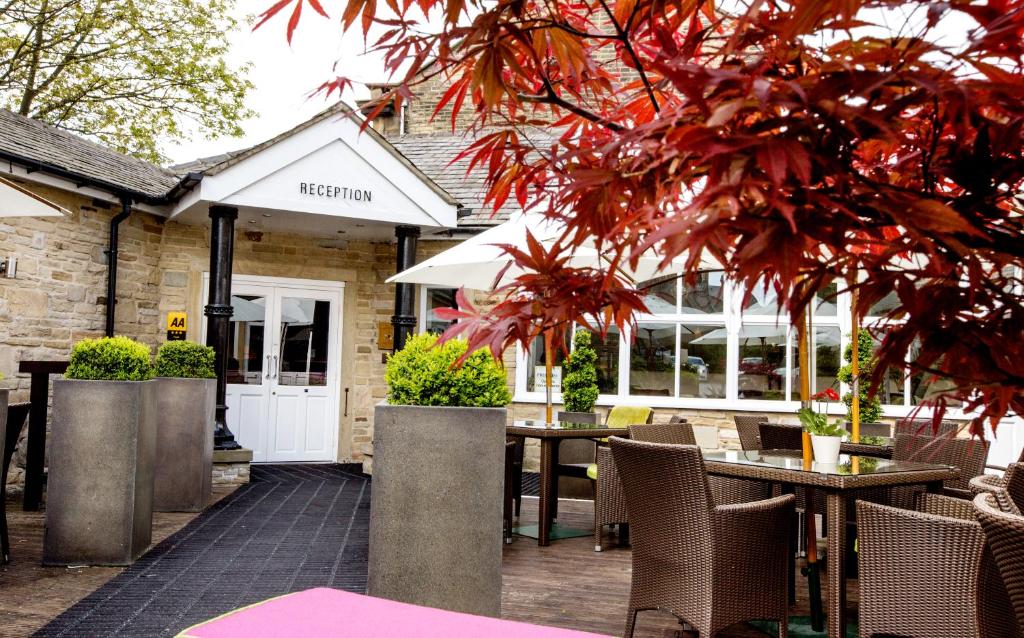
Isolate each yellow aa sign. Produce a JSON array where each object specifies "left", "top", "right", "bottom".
[{"left": 167, "top": 312, "right": 187, "bottom": 341}]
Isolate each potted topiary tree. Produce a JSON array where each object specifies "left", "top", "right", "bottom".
[
  {"left": 45, "top": 336, "right": 156, "bottom": 566},
  {"left": 370, "top": 333, "right": 510, "bottom": 617},
  {"left": 558, "top": 330, "right": 599, "bottom": 424},
  {"left": 836, "top": 329, "right": 887, "bottom": 438},
  {"left": 153, "top": 340, "right": 216, "bottom": 513},
  {"left": 556, "top": 330, "right": 601, "bottom": 498}
]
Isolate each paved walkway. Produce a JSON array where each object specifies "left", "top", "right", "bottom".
[{"left": 35, "top": 464, "right": 370, "bottom": 637}]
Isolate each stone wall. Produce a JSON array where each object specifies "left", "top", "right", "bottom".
[{"left": 0, "top": 181, "right": 166, "bottom": 393}]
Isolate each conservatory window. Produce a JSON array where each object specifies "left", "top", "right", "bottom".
[{"left": 679, "top": 324, "right": 727, "bottom": 398}]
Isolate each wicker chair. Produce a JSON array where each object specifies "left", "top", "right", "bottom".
[
  {"left": 894, "top": 418, "right": 963, "bottom": 437},
  {"left": 592, "top": 421, "right": 771, "bottom": 551},
  {"left": 609, "top": 437, "right": 794, "bottom": 638},
  {"left": 2, "top": 402, "right": 29, "bottom": 564},
  {"left": 757, "top": 422, "right": 802, "bottom": 450},
  {"left": 503, "top": 440, "right": 518, "bottom": 543},
  {"left": 857, "top": 494, "right": 1019, "bottom": 638},
  {"left": 887, "top": 434, "right": 989, "bottom": 507},
  {"left": 971, "top": 464, "right": 1024, "bottom": 511},
  {"left": 974, "top": 491, "right": 1024, "bottom": 635},
  {"left": 733, "top": 414, "right": 768, "bottom": 451}
]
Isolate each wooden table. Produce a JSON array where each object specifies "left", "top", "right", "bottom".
[
  {"left": 17, "top": 360, "right": 68, "bottom": 511},
  {"left": 702, "top": 449, "right": 959, "bottom": 638},
  {"left": 507, "top": 420, "right": 627, "bottom": 546}
]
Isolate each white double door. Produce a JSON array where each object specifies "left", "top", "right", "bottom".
[{"left": 209, "top": 275, "right": 343, "bottom": 463}]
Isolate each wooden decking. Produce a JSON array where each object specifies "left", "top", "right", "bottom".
[
  {"left": 503, "top": 496, "right": 856, "bottom": 637},
  {"left": 1, "top": 487, "right": 853, "bottom": 638}
]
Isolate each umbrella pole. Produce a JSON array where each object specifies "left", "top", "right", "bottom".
[
  {"left": 851, "top": 289, "right": 860, "bottom": 444},
  {"left": 545, "top": 330, "right": 554, "bottom": 423},
  {"left": 797, "top": 297, "right": 825, "bottom": 632}
]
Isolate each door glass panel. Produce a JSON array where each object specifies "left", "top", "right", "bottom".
[
  {"left": 424, "top": 287, "right": 457, "bottom": 335},
  {"left": 679, "top": 324, "right": 727, "bottom": 398},
  {"left": 277, "top": 297, "right": 331, "bottom": 386},
  {"left": 738, "top": 324, "right": 790, "bottom": 400},
  {"left": 228, "top": 294, "right": 266, "bottom": 385}
]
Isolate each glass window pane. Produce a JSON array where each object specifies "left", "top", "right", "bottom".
[
  {"left": 630, "top": 323, "right": 676, "bottom": 397},
  {"left": 525, "top": 332, "right": 569, "bottom": 392},
  {"left": 909, "top": 341, "right": 963, "bottom": 408},
  {"left": 681, "top": 271, "right": 725, "bottom": 314},
  {"left": 424, "top": 288, "right": 457, "bottom": 334},
  {"left": 738, "top": 325, "right": 789, "bottom": 400},
  {"left": 228, "top": 294, "right": 265, "bottom": 385},
  {"left": 815, "top": 281, "right": 838, "bottom": 317},
  {"left": 679, "top": 324, "right": 727, "bottom": 398},
  {"left": 742, "top": 280, "right": 782, "bottom": 316},
  {"left": 595, "top": 327, "right": 620, "bottom": 394},
  {"left": 641, "top": 277, "right": 677, "bottom": 315},
  {"left": 862, "top": 330, "right": 905, "bottom": 406},
  {"left": 278, "top": 298, "right": 331, "bottom": 386},
  {"left": 868, "top": 291, "right": 901, "bottom": 317},
  {"left": 813, "top": 326, "right": 841, "bottom": 394}
]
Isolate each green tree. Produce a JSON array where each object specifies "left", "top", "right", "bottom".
[
  {"left": 561, "top": 330, "right": 598, "bottom": 413},
  {"left": 837, "top": 329, "right": 883, "bottom": 425},
  {"left": 0, "top": 0, "right": 253, "bottom": 163}
]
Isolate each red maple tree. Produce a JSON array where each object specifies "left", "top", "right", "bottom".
[{"left": 260, "top": 0, "right": 1024, "bottom": 434}]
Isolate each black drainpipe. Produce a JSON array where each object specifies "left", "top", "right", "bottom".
[{"left": 104, "top": 198, "right": 132, "bottom": 337}]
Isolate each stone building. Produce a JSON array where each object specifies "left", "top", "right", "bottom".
[{"left": 0, "top": 71, "right": 1019, "bottom": 483}]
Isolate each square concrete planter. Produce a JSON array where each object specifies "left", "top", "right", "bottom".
[
  {"left": 369, "top": 403, "right": 505, "bottom": 617},
  {"left": 44, "top": 379, "right": 157, "bottom": 566},
  {"left": 153, "top": 377, "right": 215, "bottom": 512}
]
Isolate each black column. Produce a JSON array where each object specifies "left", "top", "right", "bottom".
[
  {"left": 205, "top": 205, "right": 241, "bottom": 450},
  {"left": 392, "top": 225, "right": 420, "bottom": 353}
]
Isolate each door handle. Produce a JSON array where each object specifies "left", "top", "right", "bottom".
[
  {"left": 344, "top": 388, "right": 349, "bottom": 417},
  {"left": 272, "top": 355, "right": 279, "bottom": 379},
  {"left": 265, "top": 355, "right": 272, "bottom": 379}
]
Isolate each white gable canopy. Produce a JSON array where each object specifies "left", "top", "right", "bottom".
[{"left": 171, "top": 106, "right": 460, "bottom": 238}]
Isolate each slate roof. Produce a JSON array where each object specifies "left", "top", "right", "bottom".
[
  {"left": 0, "top": 109, "right": 181, "bottom": 200},
  {"left": 391, "top": 134, "right": 523, "bottom": 226}
]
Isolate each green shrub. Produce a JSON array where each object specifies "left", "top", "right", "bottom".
[
  {"left": 385, "top": 333, "right": 511, "bottom": 407},
  {"left": 65, "top": 336, "right": 154, "bottom": 381},
  {"left": 562, "top": 330, "right": 598, "bottom": 412},
  {"left": 836, "top": 329, "right": 883, "bottom": 424},
  {"left": 155, "top": 340, "right": 216, "bottom": 378}
]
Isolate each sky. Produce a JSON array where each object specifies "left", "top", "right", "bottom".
[
  {"left": 165, "top": 1, "right": 980, "bottom": 165},
  {"left": 165, "top": 3, "right": 389, "bottom": 164}
]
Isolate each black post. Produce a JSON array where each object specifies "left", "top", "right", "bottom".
[
  {"left": 392, "top": 225, "right": 420, "bottom": 353},
  {"left": 205, "top": 205, "right": 241, "bottom": 450},
  {"left": 104, "top": 198, "right": 132, "bottom": 337}
]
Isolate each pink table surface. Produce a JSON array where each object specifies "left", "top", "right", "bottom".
[{"left": 178, "top": 588, "right": 611, "bottom": 638}]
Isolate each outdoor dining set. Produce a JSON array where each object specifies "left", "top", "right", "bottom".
[{"left": 504, "top": 411, "right": 1024, "bottom": 638}]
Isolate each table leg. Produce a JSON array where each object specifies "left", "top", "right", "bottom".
[
  {"left": 550, "top": 439, "right": 560, "bottom": 521},
  {"left": 825, "top": 491, "right": 847, "bottom": 638},
  {"left": 537, "top": 438, "right": 556, "bottom": 546},
  {"left": 23, "top": 372, "right": 48, "bottom": 512}
]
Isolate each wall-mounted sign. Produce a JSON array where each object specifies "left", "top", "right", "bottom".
[
  {"left": 377, "top": 322, "right": 394, "bottom": 350},
  {"left": 299, "top": 182, "right": 373, "bottom": 203},
  {"left": 533, "top": 366, "right": 562, "bottom": 390},
  {"left": 167, "top": 312, "right": 187, "bottom": 341}
]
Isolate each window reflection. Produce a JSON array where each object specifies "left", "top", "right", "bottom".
[
  {"left": 909, "top": 342, "right": 963, "bottom": 408},
  {"left": 594, "top": 327, "right": 620, "bottom": 394},
  {"left": 737, "top": 325, "right": 789, "bottom": 400},
  {"left": 630, "top": 323, "right": 676, "bottom": 396},
  {"left": 813, "top": 326, "right": 841, "bottom": 394},
  {"left": 642, "top": 278, "right": 677, "bottom": 314},
  {"left": 681, "top": 272, "right": 725, "bottom": 314},
  {"left": 228, "top": 294, "right": 265, "bottom": 385},
  {"left": 424, "top": 287, "right": 457, "bottom": 334},
  {"left": 680, "top": 324, "right": 727, "bottom": 398},
  {"left": 743, "top": 280, "right": 782, "bottom": 315},
  {"left": 277, "top": 298, "right": 330, "bottom": 386}
]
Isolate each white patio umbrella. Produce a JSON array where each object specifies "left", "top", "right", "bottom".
[
  {"left": 387, "top": 212, "right": 721, "bottom": 290},
  {"left": 0, "top": 175, "right": 72, "bottom": 218},
  {"left": 389, "top": 211, "right": 720, "bottom": 422}
]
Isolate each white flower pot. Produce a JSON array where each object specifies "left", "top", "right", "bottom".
[{"left": 811, "top": 434, "right": 842, "bottom": 465}]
